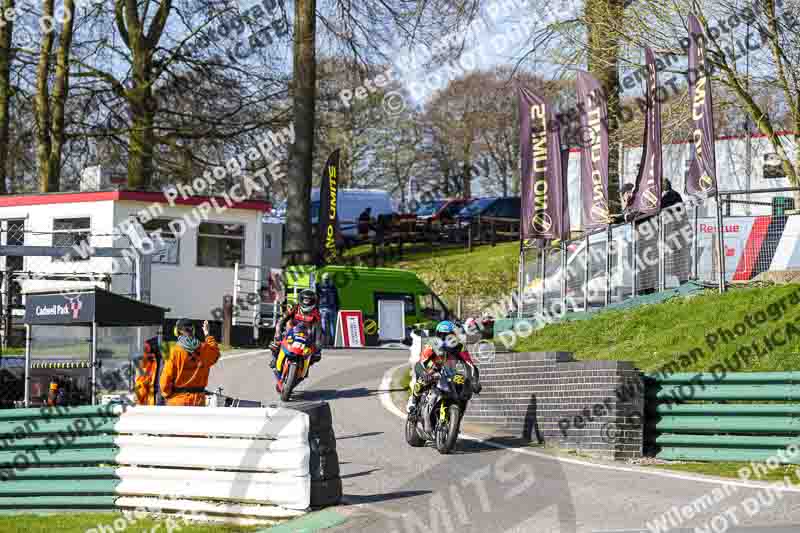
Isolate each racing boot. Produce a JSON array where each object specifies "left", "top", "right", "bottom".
[
  {"left": 269, "top": 340, "right": 280, "bottom": 369},
  {"left": 407, "top": 393, "right": 421, "bottom": 417}
]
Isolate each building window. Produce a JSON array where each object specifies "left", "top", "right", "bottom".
[
  {"left": 52, "top": 218, "right": 91, "bottom": 261},
  {"left": 264, "top": 233, "right": 272, "bottom": 250},
  {"left": 143, "top": 219, "right": 180, "bottom": 264},
  {"left": 197, "top": 222, "right": 244, "bottom": 267}
]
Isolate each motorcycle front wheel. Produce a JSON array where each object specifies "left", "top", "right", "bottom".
[
  {"left": 405, "top": 415, "right": 425, "bottom": 447},
  {"left": 281, "top": 362, "right": 298, "bottom": 402},
  {"left": 435, "top": 404, "right": 461, "bottom": 454}
]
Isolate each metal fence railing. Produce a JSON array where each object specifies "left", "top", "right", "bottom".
[
  {"left": 0, "top": 227, "right": 139, "bottom": 350},
  {"left": 518, "top": 187, "right": 800, "bottom": 319}
]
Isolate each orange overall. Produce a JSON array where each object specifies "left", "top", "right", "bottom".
[
  {"left": 160, "top": 336, "right": 221, "bottom": 406},
  {"left": 135, "top": 357, "right": 159, "bottom": 405}
]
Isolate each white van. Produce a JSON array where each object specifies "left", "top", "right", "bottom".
[{"left": 311, "top": 188, "right": 395, "bottom": 241}]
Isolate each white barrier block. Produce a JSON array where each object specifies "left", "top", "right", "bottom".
[
  {"left": 115, "top": 467, "right": 310, "bottom": 510},
  {"left": 116, "top": 496, "right": 305, "bottom": 519},
  {"left": 115, "top": 407, "right": 309, "bottom": 441}
]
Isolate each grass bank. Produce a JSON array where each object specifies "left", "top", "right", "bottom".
[
  {"left": 344, "top": 241, "right": 519, "bottom": 315},
  {"left": 513, "top": 284, "right": 800, "bottom": 373}
]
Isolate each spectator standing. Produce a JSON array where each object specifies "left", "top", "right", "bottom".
[
  {"left": 317, "top": 273, "right": 340, "bottom": 347},
  {"left": 661, "top": 179, "right": 683, "bottom": 210},
  {"left": 661, "top": 179, "right": 690, "bottom": 285},
  {"left": 358, "top": 207, "right": 372, "bottom": 242}
]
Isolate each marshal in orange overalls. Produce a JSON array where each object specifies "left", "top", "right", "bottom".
[{"left": 160, "top": 336, "right": 221, "bottom": 406}]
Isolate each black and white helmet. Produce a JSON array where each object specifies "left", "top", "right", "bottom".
[{"left": 299, "top": 289, "right": 317, "bottom": 314}]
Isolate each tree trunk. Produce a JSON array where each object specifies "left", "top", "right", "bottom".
[
  {"left": 35, "top": 0, "right": 75, "bottom": 193},
  {"left": 0, "top": 0, "right": 13, "bottom": 194},
  {"left": 284, "top": 0, "right": 316, "bottom": 266},
  {"left": 461, "top": 159, "right": 472, "bottom": 199},
  {"left": 586, "top": 0, "right": 623, "bottom": 214},
  {"left": 47, "top": 1, "right": 75, "bottom": 190},
  {"left": 116, "top": 0, "right": 170, "bottom": 191},
  {"left": 35, "top": 0, "right": 56, "bottom": 192}
]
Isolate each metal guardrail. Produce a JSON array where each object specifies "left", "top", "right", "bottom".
[{"left": 645, "top": 372, "right": 800, "bottom": 463}]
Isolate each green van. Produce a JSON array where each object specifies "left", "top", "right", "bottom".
[{"left": 284, "top": 265, "right": 450, "bottom": 338}]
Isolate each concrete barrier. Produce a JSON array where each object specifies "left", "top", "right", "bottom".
[{"left": 0, "top": 402, "right": 342, "bottom": 521}]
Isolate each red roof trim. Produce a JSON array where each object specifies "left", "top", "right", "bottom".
[{"left": 0, "top": 190, "right": 270, "bottom": 211}]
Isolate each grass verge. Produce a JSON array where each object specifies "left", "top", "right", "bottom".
[
  {"left": 0, "top": 513, "right": 264, "bottom": 533},
  {"left": 651, "top": 462, "right": 800, "bottom": 485}
]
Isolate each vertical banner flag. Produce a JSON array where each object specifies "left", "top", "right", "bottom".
[
  {"left": 686, "top": 14, "right": 717, "bottom": 197},
  {"left": 518, "top": 86, "right": 567, "bottom": 246},
  {"left": 576, "top": 71, "right": 611, "bottom": 232},
  {"left": 317, "top": 149, "right": 341, "bottom": 264},
  {"left": 631, "top": 47, "right": 663, "bottom": 218}
]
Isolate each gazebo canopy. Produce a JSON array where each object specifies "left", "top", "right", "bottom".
[{"left": 23, "top": 287, "right": 168, "bottom": 326}]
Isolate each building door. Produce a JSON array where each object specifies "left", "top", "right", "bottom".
[{"left": 378, "top": 300, "right": 405, "bottom": 341}]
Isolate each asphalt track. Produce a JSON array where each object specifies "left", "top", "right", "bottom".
[{"left": 210, "top": 348, "right": 800, "bottom": 533}]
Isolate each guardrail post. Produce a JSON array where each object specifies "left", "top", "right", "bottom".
[
  {"left": 716, "top": 193, "right": 726, "bottom": 293},
  {"left": 605, "top": 226, "right": 612, "bottom": 307},
  {"left": 24, "top": 323, "right": 30, "bottom": 407},
  {"left": 632, "top": 222, "right": 638, "bottom": 298},
  {"left": 222, "top": 295, "right": 233, "bottom": 346},
  {"left": 232, "top": 262, "right": 240, "bottom": 327},
  {"left": 659, "top": 212, "right": 665, "bottom": 292},
  {"left": 518, "top": 248, "right": 524, "bottom": 319},
  {"left": 540, "top": 247, "right": 546, "bottom": 314},
  {"left": 560, "top": 240, "right": 567, "bottom": 313},
  {"left": 584, "top": 233, "right": 590, "bottom": 312},
  {"left": 91, "top": 322, "right": 97, "bottom": 405},
  {"left": 692, "top": 204, "right": 698, "bottom": 280},
  {"left": 467, "top": 224, "right": 473, "bottom": 253}
]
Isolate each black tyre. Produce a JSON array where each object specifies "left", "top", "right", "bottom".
[
  {"left": 281, "top": 362, "right": 298, "bottom": 402},
  {"left": 435, "top": 404, "right": 461, "bottom": 454},
  {"left": 405, "top": 415, "right": 425, "bottom": 447}
]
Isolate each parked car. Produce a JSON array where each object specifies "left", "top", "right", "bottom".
[
  {"left": 310, "top": 189, "right": 394, "bottom": 243},
  {"left": 452, "top": 196, "right": 520, "bottom": 242},
  {"left": 416, "top": 198, "right": 473, "bottom": 235}
]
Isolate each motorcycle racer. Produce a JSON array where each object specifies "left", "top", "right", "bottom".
[
  {"left": 407, "top": 320, "right": 482, "bottom": 415},
  {"left": 270, "top": 289, "right": 321, "bottom": 369}
]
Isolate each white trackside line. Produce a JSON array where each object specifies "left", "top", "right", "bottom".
[
  {"left": 220, "top": 349, "right": 270, "bottom": 361},
  {"left": 378, "top": 364, "right": 800, "bottom": 494}
]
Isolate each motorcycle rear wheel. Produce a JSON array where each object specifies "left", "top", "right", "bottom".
[
  {"left": 281, "top": 362, "right": 298, "bottom": 402},
  {"left": 405, "top": 415, "right": 425, "bottom": 447},
  {"left": 435, "top": 404, "right": 461, "bottom": 454}
]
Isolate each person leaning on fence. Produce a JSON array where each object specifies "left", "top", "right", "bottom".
[
  {"left": 661, "top": 179, "right": 683, "bottom": 210},
  {"left": 612, "top": 183, "right": 639, "bottom": 224},
  {"left": 160, "top": 319, "right": 220, "bottom": 406}
]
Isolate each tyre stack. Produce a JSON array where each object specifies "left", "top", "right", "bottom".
[{"left": 289, "top": 401, "right": 343, "bottom": 507}]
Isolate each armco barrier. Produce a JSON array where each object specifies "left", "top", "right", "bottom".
[
  {"left": 646, "top": 372, "right": 800, "bottom": 463},
  {"left": 460, "top": 351, "right": 645, "bottom": 460},
  {"left": 0, "top": 402, "right": 341, "bottom": 522}
]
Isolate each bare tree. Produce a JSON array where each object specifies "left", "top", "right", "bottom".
[
  {"left": 34, "top": 0, "right": 76, "bottom": 192},
  {"left": 0, "top": 0, "right": 14, "bottom": 194},
  {"left": 285, "top": 0, "right": 317, "bottom": 265}
]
